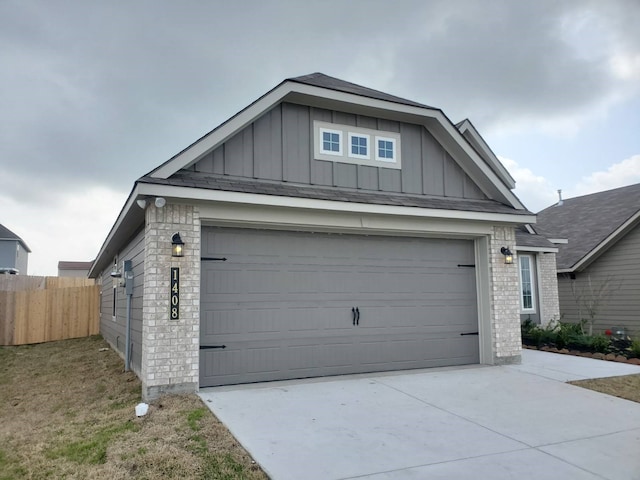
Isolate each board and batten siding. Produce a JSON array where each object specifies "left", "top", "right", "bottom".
[
  {"left": 99, "top": 228, "right": 145, "bottom": 374},
  {"left": 190, "top": 103, "right": 487, "bottom": 200},
  {"left": 557, "top": 223, "right": 640, "bottom": 336}
]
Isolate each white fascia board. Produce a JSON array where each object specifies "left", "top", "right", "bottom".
[
  {"left": 138, "top": 183, "right": 536, "bottom": 224},
  {"left": 548, "top": 238, "right": 568, "bottom": 244},
  {"left": 514, "top": 245, "right": 559, "bottom": 253},
  {"left": 569, "top": 210, "right": 640, "bottom": 273},
  {"left": 148, "top": 81, "right": 525, "bottom": 211},
  {"left": 456, "top": 119, "right": 516, "bottom": 189}
]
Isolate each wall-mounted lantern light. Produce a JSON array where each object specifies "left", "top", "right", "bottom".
[
  {"left": 500, "top": 247, "right": 513, "bottom": 265},
  {"left": 171, "top": 232, "right": 184, "bottom": 257}
]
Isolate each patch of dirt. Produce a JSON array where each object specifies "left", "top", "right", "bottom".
[
  {"left": 0, "top": 336, "right": 266, "bottom": 479},
  {"left": 569, "top": 374, "right": 640, "bottom": 403}
]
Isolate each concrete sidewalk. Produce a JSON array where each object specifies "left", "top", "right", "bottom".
[{"left": 200, "top": 351, "right": 640, "bottom": 480}]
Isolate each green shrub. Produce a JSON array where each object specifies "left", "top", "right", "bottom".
[
  {"left": 630, "top": 339, "right": 640, "bottom": 359},
  {"left": 554, "top": 321, "right": 583, "bottom": 349},
  {"left": 591, "top": 335, "right": 611, "bottom": 353}
]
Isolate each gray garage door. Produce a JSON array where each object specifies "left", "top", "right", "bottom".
[{"left": 200, "top": 227, "right": 479, "bottom": 387}]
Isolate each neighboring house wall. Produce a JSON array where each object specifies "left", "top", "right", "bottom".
[
  {"left": 0, "top": 241, "right": 18, "bottom": 269},
  {"left": 15, "top": 242, "right": 28, "bottom": 273},
  {"left": 189, "top": 103, "right": 487, "bottom": 200},
  {"left": 0, "top": 241, "right": 29, "bottom": 273},
  {"left": 58, "top": 268, "right": 89, "bottom": 278},
  {"left": 99, "top": 228, "right": 145, "bottom": 375},
  {"left": 557, "top": 223, "right": 640, "bottom": 336}
]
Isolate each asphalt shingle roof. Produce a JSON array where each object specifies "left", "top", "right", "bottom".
[
  {"left": 288, "top": 73, "right": 433, "bottom": 109},
  {"left": 139, "top": 172, "right": 531, "bottom": 217},
  {"left": 515, "top": 226, "right": 557, "bottom": 250},
  {"left": 535, "top": 183, "right": 640, "bottom": 270}
]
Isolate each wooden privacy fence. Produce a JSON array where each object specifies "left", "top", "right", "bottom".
[{"left": 0, "top": 276, "right": 99, "bottom": 346}]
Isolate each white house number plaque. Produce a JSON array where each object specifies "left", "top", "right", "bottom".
[{"left": 170, "top": 267, "right": 179, "bottom": 320}]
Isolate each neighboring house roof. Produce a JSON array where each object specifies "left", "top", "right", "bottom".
[
  {"left": 58, "top": 261, "right": 93, "bottom": 271},
  {"left": 536, "top": 183, "right": 640, "bottom": 272},
  {"left": 0, "top": 224, "right": 31, "bottom": 252}
]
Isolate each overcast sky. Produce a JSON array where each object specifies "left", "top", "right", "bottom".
[{"left": 1, "top": 0, "right": 639, "bottom": 275}]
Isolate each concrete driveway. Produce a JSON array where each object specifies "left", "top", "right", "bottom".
[{"left": 199, "top": 350, "right": 640, "bottom": 480}]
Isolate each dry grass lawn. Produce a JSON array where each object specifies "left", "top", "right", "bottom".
[
  {"left": 0, "top": 336, "right": 266, "bottom": 480},
  {"left": 570, "top": 374, "right": 640, "bottom": 403}
]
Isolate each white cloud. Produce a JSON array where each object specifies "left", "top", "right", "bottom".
[
  {"left": 567, "top": 154, "right": 640, "bottom": 198},
  {"left": 1, "top": 185, "right": 128, "bottom": 276},
  {"left": 499, "top": 157, "right": 559, "bottom": 212},
  {"left": 499, "top": 154, "right": 640, "bottom": 212}
]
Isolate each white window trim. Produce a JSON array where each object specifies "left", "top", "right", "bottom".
[
  {"left": 348, "top": 132, "right": 370, "bottom": 160},
  {"left": 375, "top": 135, "right": 397, "bottom": 163},
  {"left": 518, "top": 254, "right": 537, "bottom": 314},
  {"left": 313, "top": 121, "right": 401, "bottom": 169},
  {"left": 319, "top": 127, "right": 343, "bottom": 156}
]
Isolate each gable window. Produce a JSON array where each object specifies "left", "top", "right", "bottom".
[
  {"left": 519, "top": 254, "right": 536, "bottom": 313},
  {"left": 376, "top": 137, "right": 396, "bottom": 162},
  {"left": 319, "top": 128, "right": 342, "bottom": 156},
  {"left": 314, "top": 121, "right": 401, "bottom": 169},
  {"left": 348, "top": 133, "right": 370, "bottom": 159}
]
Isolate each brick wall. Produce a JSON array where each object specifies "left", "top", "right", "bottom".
[
  {"left": 489, "top": 226, "right": 521, "bottom": 364},
  {"left": 141, "top": 203, "right": 201, "bottom": 401},
  {"left": 538, "top": 252, "right": 560, "bottom": 326}
]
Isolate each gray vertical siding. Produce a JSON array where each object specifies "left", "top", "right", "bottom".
[
  {"left": 99, "top": 228, "right": 145, "bottom": 374},
  {"left": 191, "top": 102, "right": 489, "bottom": 201},
  {"left": 557, "top": 224, "right": 640, "bottom": 336}
]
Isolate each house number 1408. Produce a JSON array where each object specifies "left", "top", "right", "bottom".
[{"left": 170, "top": 267, "right": 179, "bottom": 320}]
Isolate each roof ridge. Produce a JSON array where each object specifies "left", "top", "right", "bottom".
[{"left": 287, "top": 72, "right": 433, "bottom": 109}]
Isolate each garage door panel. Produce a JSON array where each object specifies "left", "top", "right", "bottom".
[{"left": 200, "top": 228, "right": 479, "bottom": 387}]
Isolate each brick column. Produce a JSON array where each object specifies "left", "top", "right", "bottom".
[
  {"left": 489, "top": 226, "right": 521, "bottom": 364},
  {"left": 538, "top": 252, "right": 560, "bottom": 327},
  {"left": 141, "top": 203, "right": 200, "bottom": 401}
]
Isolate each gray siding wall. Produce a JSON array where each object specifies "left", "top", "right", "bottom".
[
  {"left": 557, "top": 223, "right": 640, "bottom": 336},
  {"left": 191, "top": 103, "right": 488, "bottom": 200},
  {"left": 0, "top": 241, "right": 16, "bottom": 269},
  {"left": 99, "top": 228, "right": 145, "bottom": 374},
  {"left": 15, "top": 243, "right": 28, "bottom": 274}
]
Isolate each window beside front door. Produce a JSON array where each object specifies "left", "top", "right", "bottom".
[{"left": 519, "top": 254, "right": 536, "bottom": 313}]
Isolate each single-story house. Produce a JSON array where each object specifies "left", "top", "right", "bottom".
[
  {"left": 0, "top": 224, "right": 30, "bottom": 274},
  {"left": 58, "top": 261, "right": 94, "bottom": 278},
  {"left": 536, "top": 183, "right": 640, "bottom": 336},
  {"left": 90, "top": 73, "right": 545, "bottom": 400}
]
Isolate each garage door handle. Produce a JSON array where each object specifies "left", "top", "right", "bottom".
[
  {"left": 356, "top": 307, "right": 360, "bottom": 326},
  {"left": 352, "top": 307, "right": 356, "bottom": 326},
  {"left": 460, "top": 332, "right": 479, "bottom": 336}
]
